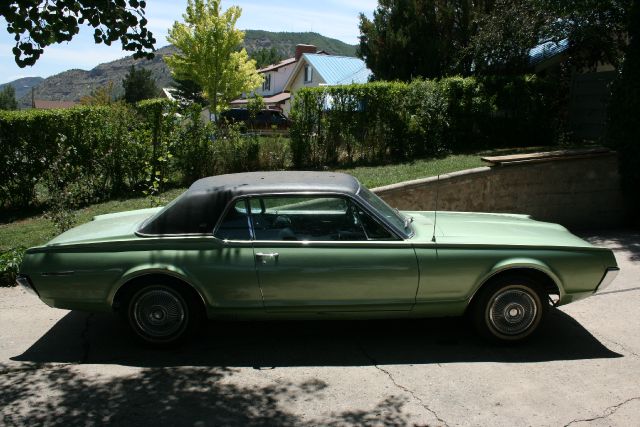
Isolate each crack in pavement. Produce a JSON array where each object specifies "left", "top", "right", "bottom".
[
  {"left": 594, "top": 286, "right": 640, "bottom": 296},
  {"left": 357, "top": 343, "right": 450, "bottom": 427},
  {"left": 604, "top": 338, "right": 640, "bottom": 359},
  {"left": 563, "top": 396, "right": 640, "bottom": 426}
]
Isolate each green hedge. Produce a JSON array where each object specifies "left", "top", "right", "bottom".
[
  {"left": 0, "top": 100, "right": 292, "bottom": 209},
  {"left": 289, "top": 75, "right": 557, "bottom": 168},
  {"left": 0, "top": 104, "right": 151, "bottom": 208}
]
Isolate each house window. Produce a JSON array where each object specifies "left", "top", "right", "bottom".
[
  {"left": 262, "top": 74, "right": 271, "bottom": 91},
  {"left": 304, "top": 65, "right": 313, "bottom": 83}
]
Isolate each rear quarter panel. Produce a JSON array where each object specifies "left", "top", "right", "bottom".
[{"left": 22, "top": 238, "right": 260, "bottom": 312}]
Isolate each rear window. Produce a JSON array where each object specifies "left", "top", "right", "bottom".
[{"left": 138, "top": 190, "right": 230, "bottom": 235}]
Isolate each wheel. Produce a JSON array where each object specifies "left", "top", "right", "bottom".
[
  {"left": 472, "top": 275, "right": 547, "bottom": 343},
  {"left": 126, "top": 280, "right": 201, "bottom": 346}
]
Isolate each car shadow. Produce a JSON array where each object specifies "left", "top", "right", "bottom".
[
  {"left": 578, "top": 228, "right": 640, "bottom": 262},
  {"left": 12, "top": 307, "right": 621, "bottom": 367}
]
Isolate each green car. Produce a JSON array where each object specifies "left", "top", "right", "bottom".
[{"left": 17, "top": 172, "right": 619, "bottom": 345}]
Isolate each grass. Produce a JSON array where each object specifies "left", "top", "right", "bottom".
[
  {"left": 343, "top": 154, "right": 484, "bottom": 188},
  {"left": 0, "top": 188, "right": 185, "bottom": 251},
  {"left": 0, "top": 152, "right": 490, "bottom": 251}
]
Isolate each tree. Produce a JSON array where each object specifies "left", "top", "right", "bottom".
[
  {"left": 358, "top": 0, "right": 487, "bottom": 80},
  {"left": 165, "top": 0, "right": 263, "bottom": 115},
  {"left": 0, "top": 85, "right": 18, "bottom": 110},
  {"left": 469, "top": 0, "right": 631, "bottom": 74},
  {"left": 607, "top": 0, "right": 640, "bottom": 217},
  {"left": 122, "top": 66, "right": 158, "bottom": 104},
  {"left": 1, "top": 0, "right": 156, "bottom": 68},
  {"left": 251, "top": 47, "right": 284, "bottom": 68},
  {"left": 173, "top": 78, "right": 207, "bottom": 106},
  {"left": 358, "top": 0, "right": 631, "bottom": 80},
  {"left": 466, "top": 0, "right": 553, "bottom": 76},
  {"left": 80, "top": 81, "right": 115, "bottom": 106}
]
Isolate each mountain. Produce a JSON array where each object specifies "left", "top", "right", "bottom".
[
  {"left": 0, "top": 77, "right": 44, "bottom": 101},
  {"left": 243, "top": 30, "right": 356, "bottom": 57},
  {"left": 17, "top": 31, "right": 357, "bottom": 108}
]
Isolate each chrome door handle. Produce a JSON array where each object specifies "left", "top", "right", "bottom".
[{"left": 255, "top": 252, "right": 279, "bottom": 264}]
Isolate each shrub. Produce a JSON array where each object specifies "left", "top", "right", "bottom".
[
  {"left": 258, "top": 135, "right": 292, "bottom": 170},
  {"left": 0, "top": 247, "right": 25, "bottom": 287},
  {"left": 0, "top": 105, "right": 151, "bottom": 208},
  {"left": 210, "top": 125, "right": 260, "bottom": 175}
]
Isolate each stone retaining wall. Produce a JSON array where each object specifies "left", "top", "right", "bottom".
[{"left": 372, "top": 152, "right": 625, "bottom": 229}]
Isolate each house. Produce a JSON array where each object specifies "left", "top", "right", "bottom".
[
  {"left": 32, "top": 100, "right": 78, "bottom": 109},
  {"left": 230, "top": 44, "right": 319, "bottom": 113},
  {"left": 281, "top": 54, "right": 372, "bottom": 116},
  {"left": 230, "top": 45, "right": 372, "bottom": 117}
]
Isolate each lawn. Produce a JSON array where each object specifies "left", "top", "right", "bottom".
[{"left": 0, "top": 154, "right": 486, "bottom": 251}]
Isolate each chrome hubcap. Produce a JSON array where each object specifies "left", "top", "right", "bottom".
[
  {"left": 488, "top": 288, "right": 537, "bottom": 336},
  {"left": 133, "top": 288, "right": 185, "bottom": 338}
]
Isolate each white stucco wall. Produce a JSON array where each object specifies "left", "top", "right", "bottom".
[
  {"left": 283, "top": 63, "right": 326, "bottom": 116},
  {"left": 256, "top": 62, "right": 297, "bottom": 97}
]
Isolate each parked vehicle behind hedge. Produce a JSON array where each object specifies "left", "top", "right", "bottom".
[{"left": 219, "top": 108, "right": 291, "bottom": 132}]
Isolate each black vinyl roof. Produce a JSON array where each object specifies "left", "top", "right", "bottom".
[
  {"left": 189, "top": 171, "right": 360, "bottom": 195},
  {"left": 138, "top": 172, "right": 361, "bottom": 236}
]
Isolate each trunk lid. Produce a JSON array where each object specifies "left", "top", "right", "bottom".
[{"left": 46, "top": 207, "right": 162, "bottom": 246}]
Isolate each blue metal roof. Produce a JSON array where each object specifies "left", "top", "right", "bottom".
[
  {"left": 528, "top": 38, "right": 570, "bottom": 65},
  {"left": 303, "top": 54, "right": 372, "bottom": 85}
]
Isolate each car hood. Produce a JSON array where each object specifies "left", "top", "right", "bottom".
[
  {"left": 45, "top": 207, "right": 163, "bottom": 247},
  {"left": 404, "top": 211, "right": 594, "bottom": 248}
]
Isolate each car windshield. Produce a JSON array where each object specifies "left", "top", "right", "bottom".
[{"left": 357, "top": 186, "right": 412, "bottom": 236}]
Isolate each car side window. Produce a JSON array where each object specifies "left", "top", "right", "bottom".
[
  {"left": 355, "top": 207, "right": 395, "bottom": 240},
  {"left": 250, "top": 196, "right": 367, "bottom": 241},
  {"left": 214, "top": 200, "right": 251, "bottom": 240}
]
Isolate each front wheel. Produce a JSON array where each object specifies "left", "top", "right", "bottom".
[
  {"left": 472, "top": 276, "right": 547, "bottom": 343},
  {"left": 126, "top": 282, "right": 200, "bottom": 346}
]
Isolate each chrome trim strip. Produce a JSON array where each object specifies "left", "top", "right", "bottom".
[
  {"left": 596, "top": 267, "right": 620, "bottom": 293},
  {"left": 41, "top": 271, "right": 75, "bottom": 276}
]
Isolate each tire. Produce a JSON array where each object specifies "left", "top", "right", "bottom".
[
  {"left": 472, "top": 275, "right": 547, "bottom": 343},
  {"left": 126, "top": 279, "right": 202, "bottom": 346}
]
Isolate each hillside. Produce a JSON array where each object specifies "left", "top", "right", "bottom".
[
  {"left": 0, "top": 77, "right": 44, "bottom": 101},
  {"left": 243, "top": 30, "right": 356, "bottom": 57},
  {"left": 15, "top": 31, "right": 356, "bottom": 108}
]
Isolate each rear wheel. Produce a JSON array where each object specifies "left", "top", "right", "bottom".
[
  {"left": 126, "top": 280, "right": 201, "bottom": 346},
  {"left": 472, "top": 275, "right": 547, "bottom": 343}
]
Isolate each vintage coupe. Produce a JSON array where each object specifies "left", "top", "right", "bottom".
[{"left": 18, "top": 172, "right": 619, "bottom": 345}]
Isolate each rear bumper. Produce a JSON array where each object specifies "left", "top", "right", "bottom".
[
  {"left": 595, "top": 267, "right": 620, "bottom": 293},
  {"left": 16, "top": 274, "right": 38, "bottom": 296}
]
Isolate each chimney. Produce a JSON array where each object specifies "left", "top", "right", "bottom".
[{"left": 295, "top": 44, "right": 317, "bottom": 61}]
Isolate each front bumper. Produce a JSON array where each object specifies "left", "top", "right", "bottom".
[
  {"left": 16, "top": 274, "right": 38, "bottom": 296},
  {"left": 595, "top": 267, "right": 620, "bottom": 293}
]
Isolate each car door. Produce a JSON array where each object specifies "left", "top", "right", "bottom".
[{"left": 249, "top": 195, "right": 419, "bottom": 312}]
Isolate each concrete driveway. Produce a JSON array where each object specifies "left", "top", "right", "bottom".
[{"left": 1, "top": 230, "right": 639, "bottom": 426}]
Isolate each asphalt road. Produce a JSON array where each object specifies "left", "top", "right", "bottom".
[{"left": 1, "top": 230, "right": 639, "bottom": 426}]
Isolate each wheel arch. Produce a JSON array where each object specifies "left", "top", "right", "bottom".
[
  {"left": 109, "top": 267, "right": 207, "bottom": 312},
  {"left": 466, "top": 259, "right": 564, "bottom": 312}
]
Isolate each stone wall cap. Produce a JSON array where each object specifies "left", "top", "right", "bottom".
[
  {"left": 482, "top": 147, "right": 613, "bottom": 166},
  {"left": 372, "top": 166, "right": 491, "bottom": 193}
]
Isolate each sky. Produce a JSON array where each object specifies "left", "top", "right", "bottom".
[{"left": 0, "top": 0, "right": 377, "bottom": 83}]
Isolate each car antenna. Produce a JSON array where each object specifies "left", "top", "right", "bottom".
[{"left": 432, "top": 175, "right": 439, "bottom": 243}]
